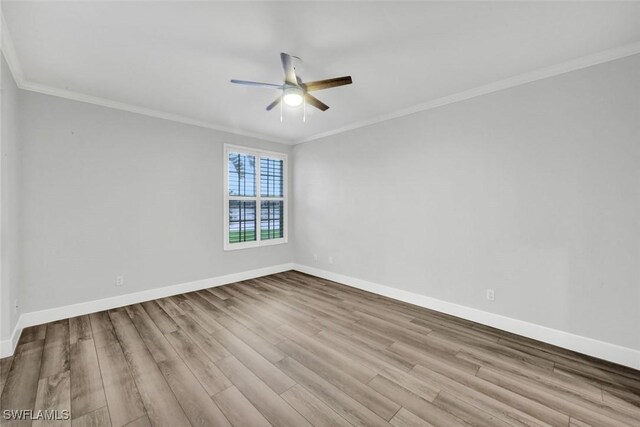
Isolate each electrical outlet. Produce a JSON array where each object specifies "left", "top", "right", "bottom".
[
  {"left": 328, "top": 256, "right": 334, "bottom": 265},
  {"left": 116, "top": 275, "right": 124, "bottom": 287},
  {"left": 486, "top": 289, "right": 495, "bottom": 301},
  {"left": 313, "top": 253, "right": 319, "bottom": 262}
]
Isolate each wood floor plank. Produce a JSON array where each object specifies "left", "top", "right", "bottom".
[
  {"left": 315, "top": 325, "right": 415, "bottom": 373},
  {"left": 433, "top": 390, "right": 513, "bottom": 427},
  {"left": 310, "top": 316, "right": 395, "bottom": 349},
  {"left": 430, "top": 329, "right": 556, "bottom": 372},
  {"left": 477, "top": 366, "right": 639, "bottom": 426},
  {"left": 1, "top": 340, "right": 44, "bottom": 427},
  {"left": 229, "top": 299, "right": 283, "bottom": 331},
  {"left": 601, "top": 388, "right": 640, "bottom": 419},
  {"left": 69, "top": 339, "right": 107, "bottom": 419},
  {"left": 224, "top": 304, "right": 286, "bottom": 345},
  {"left": 500, "top": 335, "right": 640, "bottom": 381},
  {"left": 212, "top": 326, "right": 295, "bottom": 394},
  {"left": 569, "top": 417, "right": 593, "bottom": 427},
  {"left": 197, "top": 289, "right": 231, "bottom": 319},
  {"left": 157, "top": 357, "right": 232, "bottom": 427},
  {"left": 456, "top": 347, "right": 605, "bottom": 403},
  {"left": 410, "top": 362, "right": 569, "bottom": 426},
  {"left": 390, "top": 408, "right": 435, "bottom": 427},
  {"left": 252, "top": 292, "right": 316, "bottom": 325},
  {"left": 33, "top": 371, "right": 71, "bottom": 427},
  {"left": 368, "top": 374, "right": 469, "bottom": 426},
  {"left": 95, "top": 342, "right": 146, "bottom": 427},
  {"left": 387, "top": 341, "right": 481, "bottom": 377},
  {"left": 207, "top": 287, "right": 232, "bottom": 301},
  {"left": 411, "top": 316, "right": 503, "bottom": 345},
  {"left": 164, "top": 328, "right": 232, "bottom": 396},
  {"left": 171, "top": 314, "right": 229, "bottom": 361},
  {"left": 221, "top": 285, "right": 261, "bottom": 305},
  {"left": 277, "top": 338, "right": 401, "bottom": 421},
  {"left": 318, "top": 331, "right": 440, "bottom": 401},
  {"left": 125, "top": 304, "right": 179, "bottom": 363},
  {"left": 403, "top": 357, "right": 554, "bottom": 426},
  {"left": 180, "top": 302, "right": 224, "bottom": 334},
  {"left": 0, "top": 355, "right": 14, "bottom": 395},
  {"left": 287, "top": 293, "right": 361, "bottom": 325},
  {"left": 281, "top": 383, "right": 352, "bottom": 427},
  {"left": 275, "top": 356, "right": 391, "bottom": 427},
  {"left": 19, "top": 325, "right": 47, "bottom": 345},
  {"left": 89, "top": 312, "right": 118, "bottom": 350},
  {"left": 215, "top": 313, "right": 286, "bottom": 363},
  {"left": 341, "top": 298, "right": 416, "bottom": 324},
  {"left": 141, "top": 301, "right": 178, "bottom": 334},
  {"left": 4, "top": 271, "right": 638, "bottom": 426},
  {"left": 39, "top": 320, "right": 70, "bottom": 379},
  {"left": 123, "top": 415, "right": 152, "bottom": 427},
  {"left": 277, "top": 323, "right": 377, "bottom": 384},
  {"left": 184, "top": 292, "right": 226, "bottom": 324},
  {"left": 211, "top": 385, "right": 272, "bottom": 427},
  {"left": 71, "top": 406, "right": 110, "bottom": 427},
  {"left": 554, "top": 362, "right": 640, "bottom": 396},
  {"left": 196, "top": 289, "right": 229, "bottom": 312},
  {"left": 257, "top": 277, "right": 357, "bottom": 322},
  {"left": 69, "top": 317, "right": 92, "bottom": 344},
  {"left": 216, "top": 355, "right": 312, "bottom": 427},
  {"left": 155, "top": 297, "right": 185, "bottom": 318},
  {"left": 108, "top": 309, "right": 191, "bottom": 427}
]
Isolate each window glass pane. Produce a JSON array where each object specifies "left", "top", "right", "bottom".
[
  {"left": 229, "top": 200, "right": 256, "bottom": 243},
  {"left": 261, "top": 200, "right": 284, "bottom": 240},
  {"left": 260, "top": 157, "right": 284, "bottom": 198},
  {"left": 228, "top": 152, "right": 256, "bottom": 197}
]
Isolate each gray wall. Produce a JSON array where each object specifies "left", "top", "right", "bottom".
[
  {"left": 17, "top": 90, "right": 293, "bottom": 314},
  {"left": 1, "top": 54, "right": 21, "bottom": 341},
  {"left": 294, "top": 54, "right": 640, "bottom": 351},
  {"left": 5, "top": 50, "right": 639, "bottom": 355}
]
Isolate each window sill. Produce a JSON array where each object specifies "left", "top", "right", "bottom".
[{"left": 224, "top": 237, "right": 288, "bottom": 251}]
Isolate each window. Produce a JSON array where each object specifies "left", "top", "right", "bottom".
[{"left": 224, "top": 145, "right": 287, "bottom": 250}]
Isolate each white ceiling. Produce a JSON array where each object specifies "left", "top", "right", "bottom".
[{"left": 3, "top": 1, "right": 640, "bottom": 144}]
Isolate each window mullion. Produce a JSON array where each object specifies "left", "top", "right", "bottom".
[{"left": 256, "top": 156, "right": 261, "bottom": 244}]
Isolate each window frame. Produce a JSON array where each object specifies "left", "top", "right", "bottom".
[{"left": 223, "top": 144, "right": 288, "bottom": 251}]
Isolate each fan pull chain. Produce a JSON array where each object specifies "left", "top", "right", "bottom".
[
  {"left": 280, "top": 94, "right": 283, "bottom": 123},
  {"left": 303, "top": 97, "right": 306, "bottom": 123}
]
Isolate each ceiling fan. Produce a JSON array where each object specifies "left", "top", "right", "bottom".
[{"left": 231, "top": 52, "right": 352, "bottom": 119}]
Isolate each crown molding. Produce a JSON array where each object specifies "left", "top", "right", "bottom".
[
  {"left": 0, "top": 11, "right": 291, "bottom": 145},
  {"left": 2, "top": 8, "right": 639, "bottom": 146},
  {"left": 1, "top": 11, "right": 24, "bottom": 83},
  {"left": 294, "top": 41, "right": 640, "bottom": 144},
  {"left": 18, "top": 80, "right": 292, "bottom": 144}
]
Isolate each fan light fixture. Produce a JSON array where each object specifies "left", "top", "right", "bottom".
[
  {"left": 230, "top": 52, "right": 353, "bottom": 120},
  {"left": 283, "top": 87, "right": 303, "bottom": 107}
]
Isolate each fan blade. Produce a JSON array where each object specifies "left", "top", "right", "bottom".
[
  {"left": 304, "top": 94, "right": 329, "bottom": 111},
  {"left": 303, "top": 76, "right": 352, "bottom": 92},
  {"left": 266, "top": 96, "right": 282, "bottom": 111},
  {"left": 280, "top": 53, "right": 298, "bottom": 85},
  {"left": 231, "top": 79, "right": 283, "bottom": 89}
]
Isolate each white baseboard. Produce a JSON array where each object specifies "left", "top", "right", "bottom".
[
  {"left": 4, "top": 262, "right": 638, "bottom": 370},
  {"left": 0, "top": 263, "right": 294, "bottom": 358},
  {"left": 0, "top": 321, "right": 23, "bottom": 359},
  {"left": 293, "top": 264, "right": 640, "bottom": 371}
]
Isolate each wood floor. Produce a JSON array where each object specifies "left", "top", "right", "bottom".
[{"left": 1, "top": 271, "right": 639, "bottom": 427}]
